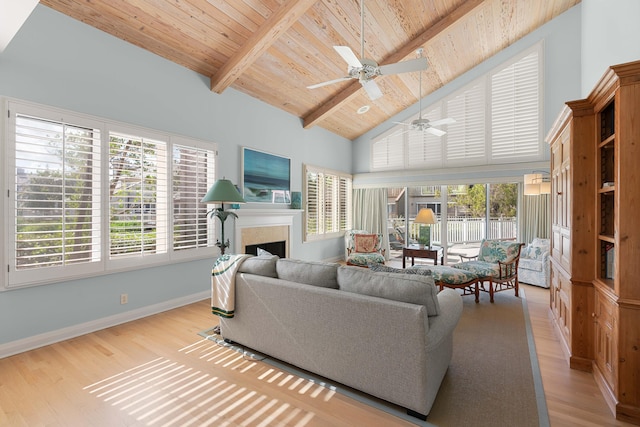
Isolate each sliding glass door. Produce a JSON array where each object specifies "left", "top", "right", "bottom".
[{"left": 386, "top": 183, "right": 517, "bottom": 264}]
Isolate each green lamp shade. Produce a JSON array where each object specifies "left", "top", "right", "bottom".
[{"left": 201, "top": 178, "right": 245, "bottom": 204}]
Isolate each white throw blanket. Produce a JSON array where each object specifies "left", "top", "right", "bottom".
[{"left": 211, "top": 253, "right": 251, "bottom": 318}]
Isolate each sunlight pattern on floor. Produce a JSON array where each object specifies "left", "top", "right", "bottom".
[{"left": 82, "top": 337, "right": 341, "bottom": 426}]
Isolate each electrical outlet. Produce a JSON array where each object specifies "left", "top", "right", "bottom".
[{"left": 120, "top": 293, "right": 128, "bottom": 304}]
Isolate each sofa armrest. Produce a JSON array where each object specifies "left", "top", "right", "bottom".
[{"left": 425, "top": 288, "right": 463, "bottom": 352}]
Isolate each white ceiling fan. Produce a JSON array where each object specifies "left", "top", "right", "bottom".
[
  {"left": 307, "top": 0, "right": 428, "bottom": 100},
  {"left": 392, "top": 48, "right": 455, "bottom": 136}
]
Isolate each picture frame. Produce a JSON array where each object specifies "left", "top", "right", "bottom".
[{"left": 241, "top": 147, "right": 291, "bottom": 203}]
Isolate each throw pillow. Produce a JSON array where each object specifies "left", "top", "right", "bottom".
[
  {"left": 337, "top": 266, "right": 440, "bottom": 316},
  {"left": 354, "top": 234, "right": 378, "bottom": 253},
  {"left": 257, "top": 247, "right": 273, "bottom": 257}
]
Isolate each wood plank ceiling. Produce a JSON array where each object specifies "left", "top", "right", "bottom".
[{"left": 40, "top": 0, "right": 580, "bottom": 140}]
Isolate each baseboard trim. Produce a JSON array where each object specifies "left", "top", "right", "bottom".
[{"left": 0, "top": 291, "right": 209, "bottom": 359}]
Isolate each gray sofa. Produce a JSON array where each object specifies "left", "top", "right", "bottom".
[{"left": 219, "top": 257, "right": 464, "bottom": 420}]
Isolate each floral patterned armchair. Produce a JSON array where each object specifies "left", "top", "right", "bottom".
[
  {"left": 452, "top": 239, "right": 524, "bottom": 302},
  {"left": 344, "top": 229, "right": 386, "bottom": 267}
]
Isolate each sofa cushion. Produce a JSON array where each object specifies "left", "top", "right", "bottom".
[
  {"left": 452, "top": 260, "right": 500, "bottom": 278},
  {"left": 368, "top": 263, "right": 432, "bottom": 276},
  {"left": 413, "top": 265, "right": 479, "bottom": 285},
  {"left": 276, "top": 259, "right": 339, "bottom": 289},
  {"left": 477, "top": 240, "right": 522, "bottom": 263},
  {"left": 519, "top": 257, "right": 543, "bottom": 272},
  {"left": 337, "top": 265, "right": 440, "bottom": 316},
  {"left": 522, "top": 244, "right": 548, "bottom": 261},
  {"left": 238, "top": 254, "right": 279, "bottom": 278}
]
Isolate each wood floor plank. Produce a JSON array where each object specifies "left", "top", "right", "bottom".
[{"left": 0, "top": 281, "right": 635, "bottom": 426}]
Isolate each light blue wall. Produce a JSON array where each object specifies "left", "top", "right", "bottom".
[
  {"left": 581, "top": 0, "right": 640, "bottom": 96},
  {"left": 351, "top": 4, "right": 584, "bottom": 179},
  {"left": 0, "top": 5, "right": 350, "bottom": 345}
]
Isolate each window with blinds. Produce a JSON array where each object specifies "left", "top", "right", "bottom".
[
  {"left": 490, "top": 50, "right": 540, "bottom": 161},
  {"left": 303, "top": 165, "right": 352, "bottom": 241},
  {"left": 108, "top": 132, "right": 168, "bottom": 258},
  {"left": 371, "top": 130, "right": 404, "bottom": 170},
  {"left": 172, "top": 143, "right": 214, "bottom": 251},
  {"left": 5, "top": 100, "right": 217, "bottom": 289},
  {"left": 371, "top": 43, "right": 542, "bottom": 171},
  {"left": 407, "top": 106, "right": 444, "bottom": 169},
  {"left": 446, "top": 82, "right": 486, "bottom": 164},
  {"left": 12, "top": 114, "right": 102, "bottom": 273}
]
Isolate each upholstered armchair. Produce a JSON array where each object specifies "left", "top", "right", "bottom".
[
  {"left": 344, "top": 229, "right": 386, "bottom": 267},
  {"left": 518, "top": 238, "right": 550, "bottom": 288}
]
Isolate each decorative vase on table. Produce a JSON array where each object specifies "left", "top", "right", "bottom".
[{"left": 290, "top": 191, "right": 302, "bottom": 209}]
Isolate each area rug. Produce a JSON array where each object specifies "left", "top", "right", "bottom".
[{"left": 200, "top": 289, "right": 549, "bottom": 427}]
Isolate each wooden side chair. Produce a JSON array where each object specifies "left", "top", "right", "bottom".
[{"left": 453, "top": 239, "right": 524, "bottom": 302}]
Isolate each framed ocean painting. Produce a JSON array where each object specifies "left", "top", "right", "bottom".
[{"left": 242, "top": 147, "right": 291, "bottom": 203}]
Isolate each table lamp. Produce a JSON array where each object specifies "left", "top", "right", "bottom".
[
  {"left": 414, "top": 208, "right": 437, "bottom": 249},
  {"left": 201, "top": 178, "right": 245, "bottom": 254}
]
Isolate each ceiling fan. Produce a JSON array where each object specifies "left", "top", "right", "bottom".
[
  {"left": 392, "top": 48, "right": 455, "bottom": 136},
  {"left": 307, "top": 0, "right": 428, "bottom": 100}
]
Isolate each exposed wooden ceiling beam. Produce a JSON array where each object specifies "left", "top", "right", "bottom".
[
  {"left": 210, "top": 0, "right": 318, "bottom": 93},
  {"left": 302, "top": 0, "right": 486, "bottom": 132}
]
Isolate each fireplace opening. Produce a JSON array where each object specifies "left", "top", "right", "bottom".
[{"left": 245, "top": 241, "right": 286, "bottom": 258}]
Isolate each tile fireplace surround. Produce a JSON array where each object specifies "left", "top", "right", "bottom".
[{"left": 229, "top": 209, "right": 302, "bottom": 258}]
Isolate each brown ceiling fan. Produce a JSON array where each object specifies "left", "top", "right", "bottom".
[{"left": 307, "top": 0, "right": 428, "bottom": 100}]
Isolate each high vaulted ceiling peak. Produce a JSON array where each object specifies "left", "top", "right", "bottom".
[{"left": 40, "top": 0, "right": 580, "bottom": 140}]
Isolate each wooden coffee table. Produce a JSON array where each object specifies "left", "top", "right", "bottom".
[{"left": 402, "top": 245, "right": 443, "bottom": 268}]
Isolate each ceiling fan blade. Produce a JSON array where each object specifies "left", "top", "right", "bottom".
[
  {"left": 361, "top": 79, "right": 383, "bottom": 100},
  {"left": 426, "top": 127, "right": 446, "bottom": 136},
  {"left": 334, "top": 46, "right": 363, "bottom": 69},
  {"left": 378, "top": 57, "right": 428, "bottom": 76},
  {"left": 307, "top": 76, "right": 352, "bottom": 89},
  {"left": 428, "top": 117, "right": 456, "bottom": 126}
]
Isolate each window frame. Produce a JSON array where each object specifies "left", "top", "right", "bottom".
[
  {"left": 303, "top": 164, "right": 352, "bottom": 242},
  {"left": 2, "top": 98, "right": 218, "bottom": 290}
]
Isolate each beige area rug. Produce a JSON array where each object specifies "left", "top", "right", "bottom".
[
  {"left": 201, "top": 289, "right": 549, "bottom": 427},
  {"left": 425, "top": 289, "right": 548, "bottom": 426}
]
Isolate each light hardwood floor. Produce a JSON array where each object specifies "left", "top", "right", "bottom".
[{"left": 0, "top": 283, "right": 634, "bottom": 426}]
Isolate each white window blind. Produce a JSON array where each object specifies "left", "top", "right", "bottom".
[
  {"left": 108, "top": 132, "right": 168, "bottom": 258},
  {"left": 371, "top": 130, "right": 404, "bottom": 170},
  {"left": 172, "top": 144, "right": 215, "bottom": 250},
  {"left": 407, "top": 105, "right": 444, "bottom": 169},
  {"left": 12, "top": 114, "right": 102, "bottom": 274},
  {"left": 445, "top": 82, "right": 486, "bottom": 164},
  {"left": 304, "top": 165, "right": 352, "bottom": 241},
  {"left": 370, "top": 43, "right": 542, "bottom": 171},
  {"left": 491, "top": 50, "right": 540, "bottom": 160}
]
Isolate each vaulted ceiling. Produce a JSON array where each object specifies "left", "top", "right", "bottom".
[{"left": 40, "top": 0, "right": 580, "bottom": 140}]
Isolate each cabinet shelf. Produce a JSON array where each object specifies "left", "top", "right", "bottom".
[
  {"left": 598, "top": 186, "right": 615, "bottom": 193},
  {"left": 598, "top": 234, "right": 615, "bottom": 243},
  {"left": 598, "top": 134, "right": 615, "bottom": 148}
]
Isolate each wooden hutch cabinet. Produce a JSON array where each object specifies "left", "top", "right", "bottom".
[{"left": 546, "top": 60, "right": 640, "bottom": 425}]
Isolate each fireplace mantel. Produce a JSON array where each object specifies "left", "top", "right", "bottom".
[{"left": 229, "top": 209, "right": 303, "bottom": 255}]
